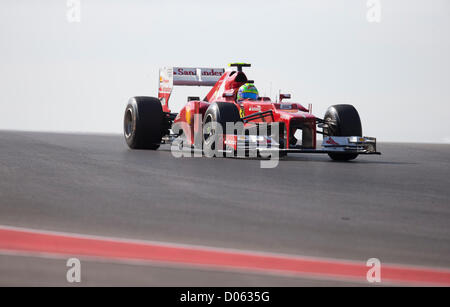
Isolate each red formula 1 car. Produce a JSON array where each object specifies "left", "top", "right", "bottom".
[{"left": 123, "top": 63, "right": 380, "bottom": 160}]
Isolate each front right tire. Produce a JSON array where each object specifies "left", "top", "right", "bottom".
[{"left": 323, "top": 104, "right": 362, "bottom": 161}]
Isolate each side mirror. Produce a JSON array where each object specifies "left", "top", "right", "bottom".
[
  {"left": 222, "top": 91, "right": 235, "bottom": 98},
  {"left": 279, "top": 93, "right": 291, "bottom": 102},
  {"left": 187, "top": 96, "right": 200, "bottom": 102}
]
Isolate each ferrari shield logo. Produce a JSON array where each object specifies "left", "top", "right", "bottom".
[{"left": 239, "top": 105, "right": 245, "bottom": 118}]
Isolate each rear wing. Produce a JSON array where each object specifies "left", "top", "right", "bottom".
[{"left": 158, "top": 67, "right": 225, "bottom": 112}]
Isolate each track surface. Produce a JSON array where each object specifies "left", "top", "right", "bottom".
[{"left": 0, "top": 131, "right": 449, "bottom": 286}]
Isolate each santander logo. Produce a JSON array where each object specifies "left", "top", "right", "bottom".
[
  {"left": 173, "top": 67, "right": 223, "bottom": 77},
  {"left": 201, "top": 69, "right": 223, "bottom": 76},
  {"left": 174, "top": 68, "right": 196, "bottom": 76}
]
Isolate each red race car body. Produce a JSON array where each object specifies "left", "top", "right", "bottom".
[{"left": 124, "top": 63, "right": 379, "bottom": 160}]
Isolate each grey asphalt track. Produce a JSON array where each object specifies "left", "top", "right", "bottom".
[{"left": 0, "top": 130, "right": 449, "bottom": 286}]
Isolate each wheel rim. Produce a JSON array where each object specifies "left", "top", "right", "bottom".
[
  {"left": 124, "top": 108, "right": 134, "bottom": 138},
  {"left": 324, "top": 116, "right": 336, "bottom": 136},
  {"left": 203, "top": 114, "right": 216, "bottom": 150}
]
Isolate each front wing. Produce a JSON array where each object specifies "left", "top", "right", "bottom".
[{"left": 220, "top": 135, "right": 380, "bottom": 155}]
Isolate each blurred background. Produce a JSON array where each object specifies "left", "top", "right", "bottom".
[{"left": 0, "top": 0, "right": 449, "bottom": 143}]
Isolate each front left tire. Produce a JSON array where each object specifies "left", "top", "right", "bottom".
[{"left": 202, "top": 102, "right": 242, "bottom": 157}]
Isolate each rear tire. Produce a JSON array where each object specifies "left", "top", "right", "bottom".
[
  {"left": 124, "top": 96, "right": 163, "bottom": 149},
  {"left": 323, "top": 104, "right": 362, "bottom": 161}
]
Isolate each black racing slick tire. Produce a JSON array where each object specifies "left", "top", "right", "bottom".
[
  {"left": 123, "top": 96, "right": 163, "bottom": 150},
  {"left": 323, "top": 104, "right": 362, "bottom": 161},
  {"left": 202, "top": 102, "right": 242, "bottom": 157}
]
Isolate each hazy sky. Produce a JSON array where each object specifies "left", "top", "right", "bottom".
[{"left": 1, "top": 0, "right": 449, "bottom": 143}]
